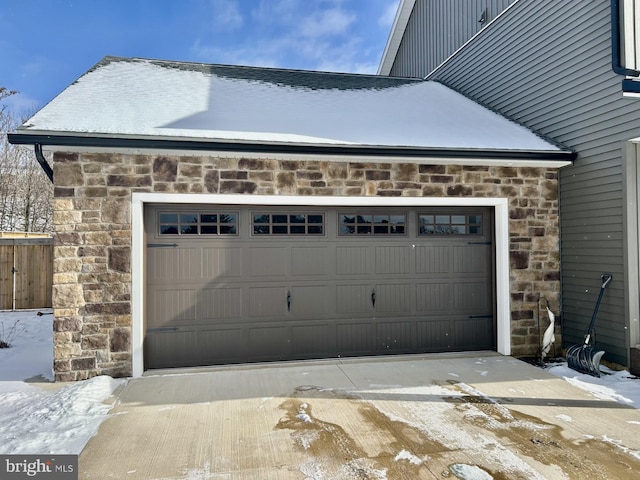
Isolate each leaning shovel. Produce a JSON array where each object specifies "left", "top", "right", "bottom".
[{"left": 566, "top": 273, "right": 612, "bottom": 377}]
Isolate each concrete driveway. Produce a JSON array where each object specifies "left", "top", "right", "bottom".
[{"left": 79, "top": 353, "right": 640, "bottom": 479}]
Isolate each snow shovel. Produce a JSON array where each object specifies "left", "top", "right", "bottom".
[{"left": 566, "top": 273, "right": 612, "bottom": 377}]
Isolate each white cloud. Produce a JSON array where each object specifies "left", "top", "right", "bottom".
[
  {"left": 298, "top": 8, "right": 356, "bottom": 38},
  {"left": 210, "top": 0, "right": 243, "bottom": 31}
]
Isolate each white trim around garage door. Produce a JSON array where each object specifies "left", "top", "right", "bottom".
[{"left": 131, "top": 193, "right": 511, "bottom": 377}]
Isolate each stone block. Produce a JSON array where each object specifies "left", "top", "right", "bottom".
[
  {"left": 83, "top": 302, "right": 131, "bottom": 315},
  {"left": 53, "top": 284, "right": 85, "bottom": 308},
  {"left": 82, "top": 334, "right": 109, "bottom": 350},
  {"left": 110, "top": 328, "right": 131, "bottom": 352},
  {"left": 238, "top": 158, "right": 276, "bottom": 170},
  {"left": 204, "top": 170, "right": 219, "bottom": 193},
  {"left": 365, "top": 170, "right": 390, "bottom": 181},
  {"left": 54, "top": 152, "right": 79, "bottom": 163},
  {"left": 107, "top": 175, "right": 152, "bottom": 187},
  {"left": 71, "top": 357, "right": 97, "bottom": 371},
  {"left": 108, "top": 246, "right": 131, "bottom": 273},
  {"left": 392, "top": 163, "right": 418, "bottom": 181},
  {"left": 54, "top": 359, "right": 71, "bottom": 373},
  {"left": 54, "top": 342, "right": 82, "bottom": 359},
  {"left": 419, "top": 164, "right": 446, "bottom": 174},
  {"left": 220, "top": 180, "right": 257, "bottom": 194},
  {"left": 447, "top": 184, "right": 473, "bottom": 196},
  {"left": 53, "top": 316, "right": 83, "bottom": 332},
  {"left": 53, "top": 163, "right": 84, "bottom": 187},
  {"left": 153, "top": 156, "right": 178, "bottom": 181},
  {"left": 102, "top": 200, "right": 130, "bottom": 224}
]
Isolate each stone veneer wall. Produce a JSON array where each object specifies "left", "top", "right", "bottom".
[{"left": 52, "top": 152, "right": 560, "bottom": 381}]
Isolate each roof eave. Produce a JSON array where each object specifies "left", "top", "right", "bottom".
[{"left": 8, "top": 131, "right": 576, "bottom": 168}]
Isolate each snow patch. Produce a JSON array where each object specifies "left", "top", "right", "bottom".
[
  {"left": 555, "top": 414, "right": 573, "bottom": 422},
  {"left": 449, "top": 463, "right": 493, "bottom": 480},
  {"left": 394, "top": 449, "right": 422, "bottom": 465},
  {"left": 547, "top": 363, "right": 640, "bottom": 408}
]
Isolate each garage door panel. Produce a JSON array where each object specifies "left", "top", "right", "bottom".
[
  {"left": 291, "top": 324, "right": 333, "bottom": 356},
  {"left": 337, "top": 323, "right": 375, "bottom": 354},
  {"left": 148, "top": 248, "right": 202, "bottom": 282},
  {"left": 291, "top": 247, "right": 329, "bottom": 276},
  {"left": 453, "top": 317, "right": 493, "bottom": 349},
  {"left": 375, "top": 283, "right": 412, "bottom": 313},
  {"left": 453, "top": 245, "right": 491, "bottom": 274},
  {"left": 375, "top": 246, "right": 410, "bottom": 274},
  {"left": 199, "top": 287, "right": 243, "bottom": 320},
  {"left": 290, "top": 285, "right": 331, "bottom": 315},
  {"left": 416, "top": 282, "right": 450, "bottom": 312},
  {"left": 453, "top": 282, "right": 491, "bottom": 312},
  {"left": 336, "top": 246, "right": 372, "bottom": 275},
  {"left": 415, "top": 246, "right": 450, "bottom": 274},
  {"left": 376, "top": 321, "right": 413, "bottom": 352},
  {"left": 202, "top": 247, "right": 243, "bottom": 278},
  {"left": 248, "top": 326, "right": 290, "bottom": 359},
  {"left": 249, "top": 287, "right": 287, "bottom": 316},
  {"left": 337, "top": 284, "right": 374, "bottom": 314},
  {"left": 149, "top": 289, "right": 197, "bottom": 325},
  {"left": 416, "top": 320, "right": 452, "bottom": 350},
  {"left": 248, "top": 247, "right": 287, "bottom": 276}
]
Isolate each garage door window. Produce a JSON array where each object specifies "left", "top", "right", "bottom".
[
  {"left": 252, "top": 213, "right": 324, "bottom": 235},
  {"left": 339, "top": 213, "right": 406, "bottom": 235},
  {"left": 418, "top": 214, "right": 482, "bottom": 235},
  {"left": 158, "top": 212, "right": 238, "bottom": 235}
]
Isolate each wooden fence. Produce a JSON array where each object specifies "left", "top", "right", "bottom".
[{"left": 0, "top": 238, "right": 53, "bottom": 310}]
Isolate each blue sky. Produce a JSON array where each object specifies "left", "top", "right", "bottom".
[{"left": 0, "top": 0, "right": 400, "bottom": 115}]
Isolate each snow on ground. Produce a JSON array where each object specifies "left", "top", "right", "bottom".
[
  {"left": 546, "top": 362, "right": 640, "bottom": 408},
  {"left": 0, "top": 309, "right": 125, "bottom": 454},
  {"left": 1, "top": 308, "right": 639, "bottom": 460}
]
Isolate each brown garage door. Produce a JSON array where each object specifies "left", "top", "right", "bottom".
[{"left": 144, "top": 205, "right": 495, "bottom": 369}]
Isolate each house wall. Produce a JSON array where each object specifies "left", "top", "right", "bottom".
[
  {"left": 51, "top": 151, "right": 561, "bottom": 380},
  {"left": 389, "top": 0, "right": 515, "bottom": 78},
  {"left": 392, "top": 0, "right": 640, "bottom": 365}
]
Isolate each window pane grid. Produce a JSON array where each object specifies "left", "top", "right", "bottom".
[
  {"left": 339, "top": 213, "right": 406, "bottom": 235},
  {"left": 252, "top": 213, "right": 325, "bottom": 235},
  {"left": 418, "top": 214, "right": 482, "bottom": 235},
  {"left": 159, "top": 212, "right": 238, "bottom": 236}
]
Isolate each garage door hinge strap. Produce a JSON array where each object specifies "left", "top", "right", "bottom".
[
  {"left": 469, "top": 315, "right": 493, "bottom": 319},
  {"left": 147, "top": 243, "right": 178, "bottom": 248},
  {"left": 467, "top": 241, "right": 492, "bottom": 245},
  {"left": 147, "top": 327, "right": 179, "bottom": 332}
]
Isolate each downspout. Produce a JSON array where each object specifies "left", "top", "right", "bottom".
[
  {"left": 611, "top": 0, "right": 640, "bottom": 77},
  {"left": 34, "top": 144, "right": 54, "bottom": 183}
]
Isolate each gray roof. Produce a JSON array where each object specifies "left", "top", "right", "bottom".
[{"left": 13, "top": 56, "right": 572, "bottom": 160}]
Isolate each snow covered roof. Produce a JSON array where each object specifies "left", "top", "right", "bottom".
[{"left": 13, "top": 56, "right": 573, "bottom": 163}]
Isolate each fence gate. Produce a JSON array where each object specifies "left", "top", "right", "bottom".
[{"left": 0, "top": 238, "right": 53, "bottom": 310}]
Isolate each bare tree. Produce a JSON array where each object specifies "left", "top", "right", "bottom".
[{"left": 0, "top": 88, "right": 53, "bottom": 233}]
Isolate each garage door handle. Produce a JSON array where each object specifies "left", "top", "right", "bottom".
[
  {"left": 287, "top": 291, "right": 291, "bottom": 312},
  {"left": 371, "top": 289, "right": 376, "bottom": 308}
]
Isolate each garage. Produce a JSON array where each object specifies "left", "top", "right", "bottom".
[{"left": 144, "top": 204, "right": 495, "bottom": 369}]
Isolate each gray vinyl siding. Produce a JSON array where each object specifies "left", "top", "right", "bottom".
[
  {"left": 390, "top": 0, "right": 515, "bottom": 78},
  {"left": 419, "top": 0, "right": 640, "bottom": 365}
]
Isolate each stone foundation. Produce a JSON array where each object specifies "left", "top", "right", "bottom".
[{"left": 52, "top": 152, "right": 561, "bottom": 380}]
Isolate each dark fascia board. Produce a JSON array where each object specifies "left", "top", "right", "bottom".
[{"left": 7, "top": 132, "right": 576, "bottom": 162}]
